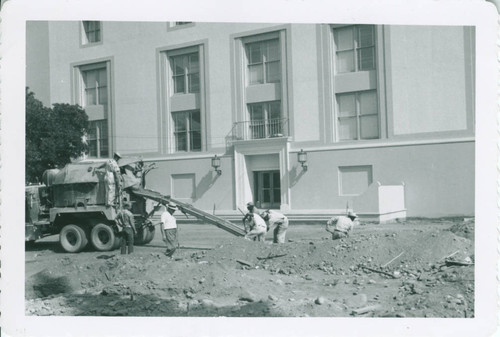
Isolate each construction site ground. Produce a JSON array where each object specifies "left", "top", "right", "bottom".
[{"left": 25, "top": 218, "right": 474, "bottom": 318}]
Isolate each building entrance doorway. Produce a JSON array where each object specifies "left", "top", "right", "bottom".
[{"left": 253, "top": 170, "right": 281, "bottom": 209}]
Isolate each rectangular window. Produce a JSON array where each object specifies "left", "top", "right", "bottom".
[
  {"left": 246, "top": 39, "right": 281, "bottom": 85},
  {"left": 87, "top": 120, "right": 109, "bottom": 158},
  {"left": 332, "top": 24, "right": 379, "bottom": 141},
  {"left": 337, "top": 90, "right": 378, "bottom": 140},
  {"left": 334, "top": 25, "right": 375, "bottom": 73},
  {"left": 78, "top": 62, "right": 111, "bottom": 158},
  {"left": 82, "top": 21, "right": 101, "bottom": 44},
  {"left": 82, "top": 67, "right": 107, "bottom": 108},
  {"left": 248, "top": 101, "right": 282, "bottom": 139},
  {"left": 170, "top": 52, "right": 200, "bottom": 94},
  {"left": 173, "top": 110, "right": 201, "bottom": 152}
]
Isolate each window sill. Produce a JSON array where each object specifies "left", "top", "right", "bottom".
[{"left": 80, "top": 41, "right": 103, "bottom": 48}]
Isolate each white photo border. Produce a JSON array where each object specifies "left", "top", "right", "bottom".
[{"left": 1, "top": 0, "right": 498, "bottom": 336}]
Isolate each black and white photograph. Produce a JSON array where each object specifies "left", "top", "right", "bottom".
[{"left": 1, "top": 0, "right": 498, "bottom": 336}]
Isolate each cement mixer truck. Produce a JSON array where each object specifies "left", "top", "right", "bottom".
[{"left": 25, "top": 156, "right": 245, "bottom": 253}]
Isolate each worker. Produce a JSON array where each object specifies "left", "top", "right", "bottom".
[
  {"left": 242, "top": 202, "right": 257, "bottom": 233},
  {"left": 104, "top": 160, "right": 119, "bottom": 206},
  {"left": 246, "top": 201, "right": 257, "bottom": 213},
  {"left": 244, "top": 212, "right": 267, "bottom": 242},
  {"left": 113, "top": 152, "right": 122, "bottom": 162},
  {"left": 104, "top": 166, "right": 115, "bottom": 206},
  {"left": 160, "top": 203, "right": 179, "bottom": 257},
  {"left": 105, "top": 158, "right": 123, "bottom": 207},
  {"left": 325, "top": 211, "right": 358, "bottom": 240},
  {"left": 260, "top": 209, "right": 289, "bottom": 243},
  {"left": 116, "top": 202, "right": 137, "bottom": 254}
]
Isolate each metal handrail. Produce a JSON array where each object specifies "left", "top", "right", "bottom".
[{"left": 228, "top": 118, "right": 288, "bottom": 142}]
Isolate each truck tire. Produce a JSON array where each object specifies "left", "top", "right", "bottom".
[
  {"left": 60, "top": 224, "right": 88, "bottom": 253},
  {"left": 90, "top": 223, "right": 116, "bottom": 251},
  {"left": 144, "top": 227, "right": 155, "bottom": 244},
  {"left": 134, "top": 228, "right": 145, "bottom": 245}
]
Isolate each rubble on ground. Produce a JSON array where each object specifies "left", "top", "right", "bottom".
[{"left": 25, "top": 219, "right": 475, "bottom": 317}]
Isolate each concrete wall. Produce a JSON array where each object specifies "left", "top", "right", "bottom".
[
  {"left": 145, "top": 155, "right": 235, "bottom": 210},
  {"left": 389, "top": 25, "right": 471, "bottom": 135},
  {"left": 145, "top": 141, "right": 474, "bottom": 217},
  {"left": 46, "top": 21, "right": 168, "bottom": 155},
  {"left": 43, "top": 21, "right": 291, "bottom": 155},
  {"left": 26, "top": 22, "right": 475, "bottom": 218},
  {"left": 289, "top": 24, "right": 321, "bottom": 142},
  {"left": 26, "top": 21, "right": 51, "bottom": 106},
  {"left": 288, "top": 141, "right": 474, "bottom": 217}
]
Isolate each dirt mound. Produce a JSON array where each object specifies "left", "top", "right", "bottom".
[
  {"left": 198, "top": 228, "right": 473, "bottom": 275},
  {"left": 447, "top": 219, "right": 474, "bottom": 241},
  {"left": 25, "top": 221, "right": 474, "bottom": 317}
]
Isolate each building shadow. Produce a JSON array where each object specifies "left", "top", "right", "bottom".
[
  {"left": 289, "top": 165, "right": 306, "bottom": 187},
  {"left": 193, "top": 171, "right": 219, "bottom": 202}
]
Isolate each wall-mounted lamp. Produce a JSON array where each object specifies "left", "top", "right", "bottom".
[
  {"left": 211, "top": 154, "right": 222, "bottom": 175},
  {"left": 297, "top": 149, "right": 308, "bottom": 171}
]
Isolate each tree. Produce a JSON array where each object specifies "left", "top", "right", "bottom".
[{"left": 26, "top": 88, "right": 89, "bottom": 184}]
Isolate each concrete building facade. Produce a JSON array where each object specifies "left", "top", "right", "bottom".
[{"left": 26, "top": 21, "right": 475, "bottom": 221}]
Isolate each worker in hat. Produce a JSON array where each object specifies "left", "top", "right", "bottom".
[
  {"left": 242, "top": 202, "right": 258, "bottom": 234},
  {"left": 243, "top": 201, "right": 267, "bottom": 241},
  {"left": 325, "top": 211, "right": 358, "bottom": 240},
  {"left": 105, "top": 158, "right": 123, "bottom": 207},
  {"left": 260, "top": 209, "right": 289, "bottom": 243},
  {"left": 116, "top": 202, "right": 137, "bottom": 254},
  {"left": 160, "top": 203, "right": 179, "bottom": 257},
  {"left": 244, "top": 212, "right": 267, "bottom": 242}
]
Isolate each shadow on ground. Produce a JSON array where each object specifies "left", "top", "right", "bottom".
[{"left": 27, "top": 292, "right": 282, "bottom": 317}]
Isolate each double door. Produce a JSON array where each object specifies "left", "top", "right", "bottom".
[{"left": 253, "top": 170, "right": 281, "bottom": 209}]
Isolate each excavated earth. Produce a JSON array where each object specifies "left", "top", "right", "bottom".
[{"left": 25, "top": 218, "right": 474, "bottom": 318}]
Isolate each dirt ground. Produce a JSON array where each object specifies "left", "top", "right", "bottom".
[{"left": 25, "top": 218, "right": 474, "bottom": 318}]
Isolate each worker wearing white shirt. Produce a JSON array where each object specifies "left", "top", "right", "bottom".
[
  {"left": 160, "top": 203, "right": 179, "bottom": 257},
  {"left": 325, "top": 211, "right": 358, "bottom": 240},
  {"left": 244, "top": 212, "right": 267, "bottom": 242},
  {"left": 260, "top": 209, "right": 289, "bottom": 243}
]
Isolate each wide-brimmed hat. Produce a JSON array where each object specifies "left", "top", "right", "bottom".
[
  {"left": 166, "top": 203, "right": 178, "bottom": 211},
  {"left": 246, "top": 202, "right": 255, "bottom": 209},
  {"left": 260, "top": 210, "right": 270, "bottom": 220},
  {"left": 347, "top": 211, "right": 358, "bottom": 218}
]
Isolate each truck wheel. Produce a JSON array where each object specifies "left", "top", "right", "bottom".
[
  {"left": 60, "top": 224, "right": 88, "bottom": 253},
  {"left": 144, "top": 227, "right": 155, "bottom": 244},
  {"left": 90, "top": 223, "right": 116, "bottom": 251},
  {"left": 134, "top": 227, "right": 148, "bottom": 245}
]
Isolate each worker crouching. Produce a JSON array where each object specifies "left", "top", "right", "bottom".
[
  {"left": 244, "top": 212, "right": 267, "bottom": 242},
  {"left": 325, "top": 211, "right": 358, "bottom": 240},
  {"left": 260, "top": 210, "right": 289, "bottom": 243}
]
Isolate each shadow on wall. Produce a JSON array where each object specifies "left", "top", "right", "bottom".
[
  {"left": 289, "top": 165, "right": 306, "bottom": 188},
  {"left": 193, "top": 170, "right": 219, "bottom": 202}
]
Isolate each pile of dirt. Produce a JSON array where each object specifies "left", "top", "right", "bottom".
[
  {"left": 448, "top": 219, "right": 475, "bottom": 241},
  {"left": 25, "top": 221, "right": 475, "bottom": 318}
]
